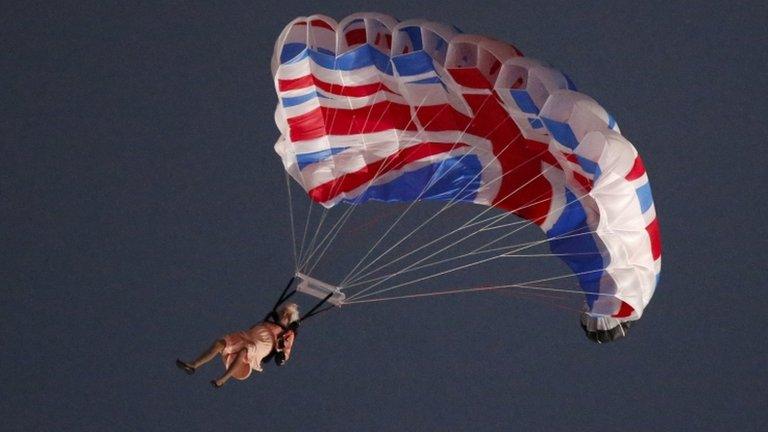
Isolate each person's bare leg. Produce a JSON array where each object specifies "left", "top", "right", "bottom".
[
  {"left": 212, "top": 349, "right": 247, "bottom": 388},
  {"left": 177, "top": 339, "right": 225, "bottom": 374},
  {"left": 191, "top": 339, "right": 226, "bottom": 368}
]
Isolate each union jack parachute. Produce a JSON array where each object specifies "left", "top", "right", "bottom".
[{"left": 271, "top": 13, "right": 660, "bottom": 342}]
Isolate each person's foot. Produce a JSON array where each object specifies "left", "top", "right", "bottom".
[
  {"left": 176, "top": 359, "right": 195, "bottom": 375},
  {"left": 211, "top": 380, "right": 224, "bottom": 388}
]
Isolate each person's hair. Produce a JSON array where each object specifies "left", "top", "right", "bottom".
[{"left": 277, "top": 302, "right": 300, "bottom": 324}]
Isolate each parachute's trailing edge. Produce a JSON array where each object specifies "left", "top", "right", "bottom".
[{"left": 271, "top": 13, "right": 661, "bottom": 340}]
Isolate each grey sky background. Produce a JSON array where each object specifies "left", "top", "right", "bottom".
[{"left": 3, "top": 1, "right": 767, "bottom": 430}]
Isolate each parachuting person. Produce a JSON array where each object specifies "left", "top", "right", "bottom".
[{"left": 176, "top": 302, "right": 300, "bottom": 388}]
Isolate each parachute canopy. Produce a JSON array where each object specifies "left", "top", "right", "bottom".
[{"left": 270, "top": 13, "right": 661, "bottom": 337}]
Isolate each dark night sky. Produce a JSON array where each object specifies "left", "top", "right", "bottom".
[{"left": 3, "top": 1, "right": 767, "bottom": 430}]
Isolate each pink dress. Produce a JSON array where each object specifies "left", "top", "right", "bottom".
[{"left": 220, "top": 322, "right": 296, "bottom": 380}]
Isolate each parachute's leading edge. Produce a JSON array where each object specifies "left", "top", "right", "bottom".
[{"left": 271, "top": 13, "right": 661, "bottom": 337}]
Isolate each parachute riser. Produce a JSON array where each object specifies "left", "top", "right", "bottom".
[{"left": 266, "top": 274, "right": 343, "bottom": 325}]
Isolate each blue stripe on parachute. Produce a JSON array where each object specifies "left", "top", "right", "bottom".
[
  {"left": 392, "top": 51, "right": 435, "bottom": 76},
  {"left": 635, "top": 182, "right": 654, "bottom": 213},
  {"left": 411, "top": 76, "right": 443, "bottom": 84},
  {"left": 576, "top": 156, "right": 601, "bottom": 180},
  {"left": 400, "top": 26, "right": 423, "bottom": 51},
  {"left": 281, "top": 43, "right": 307, "bottom": 63},
  {"left": 542, "top": 118, "right": 580, "bottom": 149},
  {"left": 342, "top": 155, "right": 482, "bottom": 204},
  {"left": 281, "top": 91, "right": 328, "bottom": 108},
  {"left": 511, "top": 90, "right": 539, "bottom": 114},
  {"left": 281, "top": 44, "right": 393, "bottom": 74},
  {"left": 296, "top": 147, "right": 350, "bottom": 170},
  {"left": 546, "top": 188, "right": 605, "bottom": 308},
  {"left": 334, "top": 44, "right": 392, "bottom": 73}
]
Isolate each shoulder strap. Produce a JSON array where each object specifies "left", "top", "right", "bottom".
[{"left": 264, "top": 277, "right": 297, "bottom": 322}]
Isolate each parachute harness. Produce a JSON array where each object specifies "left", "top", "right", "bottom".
[{"left": 260, "top": 276, "right": 337, "bottom": 364}]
